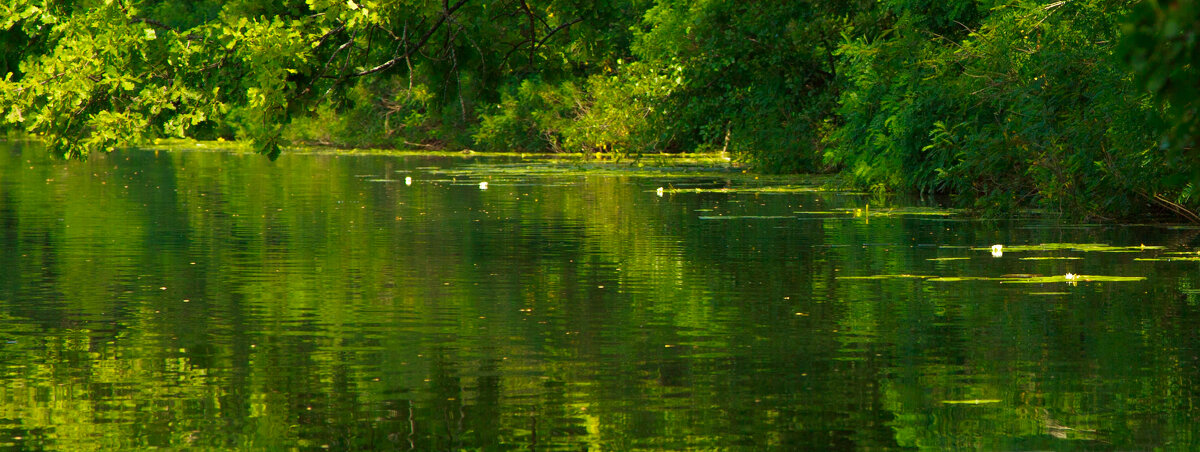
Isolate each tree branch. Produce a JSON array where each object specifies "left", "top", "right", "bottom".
[
  {"left": 129, "top": 17, "right": 173, "bottom": 31},
  {"left": 534, "top": 17, "right": 583, "bottom": 51},
  {"left": 519, "top": 0, "right": 536, "bottom": 66},
  {"left": 348, "top": 0, "right": 470, "bottom": 78}
]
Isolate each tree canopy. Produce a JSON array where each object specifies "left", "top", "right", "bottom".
[{"left": 1, "top": 0, "right": 1198, "bottom": 220}]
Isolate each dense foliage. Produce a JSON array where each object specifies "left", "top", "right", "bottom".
[
  {"left": 829, "top": 0, "right": 1172, "bottom": 218},
  {"left": 1, "top": 0, "right": 1198, "bottom": 219}
]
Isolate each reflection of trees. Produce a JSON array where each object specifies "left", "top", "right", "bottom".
[
  {"left": 868, "top": 272, "right": 1200, "bottom": 449},
  {"left": 1, "top": 145, "right": 1200, "bottom": 448}
]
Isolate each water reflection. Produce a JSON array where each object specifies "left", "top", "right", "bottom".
[{"left": 0, "top": 143, "right": 1198, "bottom": 449}]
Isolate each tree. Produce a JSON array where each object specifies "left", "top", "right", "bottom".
[
  {"left": 618, "top": 0, "right": 872, "bottom": 170},
  {"left": 1120, "top": 0, "right": 1200, "bottom": 186},
  {"left": 827, "top": 0, "right": 1177, "bottom": 218},
  {"left": 0, "top": 0, "right": 636, "bottom": 158}
]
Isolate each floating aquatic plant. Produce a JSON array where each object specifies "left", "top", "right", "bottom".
[
  {"left": 927, "top": 276, "right": 1027, "bottom": 282},
  {"left": 699, "top": 215, "right": 796, "bottom": 220},
  {"left": 924, "top": 274, "right": 1145, "bottom": 283},
  {"left": 835, "top": 274, "right": 935, "bottom": 280},
  {"left": 999, "top": 274, "right": 1145, "bottom": 284},
  {"left": 967, "top": 243, "right": 1164, "bottom": 253},
  {"left": 1134, "top": 257, "right": 1200, "bottom": 262}
]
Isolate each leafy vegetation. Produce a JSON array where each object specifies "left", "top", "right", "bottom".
[{"left": 1, "top": 0, "right": 1198, "bottom": 220}]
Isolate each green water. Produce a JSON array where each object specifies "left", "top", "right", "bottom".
[{"left": 2, "top": 142, "right": 1200, "bottom": 450}]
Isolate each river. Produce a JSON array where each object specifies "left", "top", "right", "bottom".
[{"left": 1, "top": 141, "right": 1198, "bottom": 450}]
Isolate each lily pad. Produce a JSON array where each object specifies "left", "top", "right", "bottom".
[
  {"left": 667, "top": 185, "right": 841, "bottom": 195},
  {"left": 1000, "top": 275, "right": 1146, "bottom": 284},
  {"left": 836, "top": 274, "right": 935, "bottom": 280},
  {"left": 928, "top": 276, "right": 1017, "bottom": 282},
  {"left": 929, "top": 274, "right": 1145, "bottom": 283},
  {"left": 831, "top": 207, "right": 959, "bottom": 217},
  {"left": 941, "top": 399, "right": 1002, "bottom": 405},
  {"left": 927, "top": 257, "right": 971, "bottom": 261},
  {"left": 698, "top": 215, "right": 795, "bottom": 220},
  {"left": 1018, "top": 256, "right": 1083, "bottom": 260},
  {"left": 969, "top": 243, "right": 1164, "bottom": 253}
]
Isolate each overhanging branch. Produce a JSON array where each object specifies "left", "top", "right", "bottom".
[{"left": 348, "top": 0, "right": 470, "bottom": 78}]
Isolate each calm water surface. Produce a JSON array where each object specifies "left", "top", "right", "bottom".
[{"left": 2, "top": 141, "right": 1200, "bottom": 450}]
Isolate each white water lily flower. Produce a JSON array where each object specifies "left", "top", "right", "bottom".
[
  {"left": 479, "top": 181, "right": 488, "bottom": 190},
  {"left": 991, "top": 244, "right": 1003, "bottom": 258}
]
